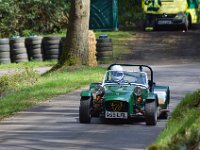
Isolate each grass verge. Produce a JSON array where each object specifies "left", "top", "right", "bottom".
[
  {"left": 0, "top": 66, "right": 105, "bottom": 120},
  {"left": 148, "top": 89, "right": 200, "bottom": 150},
  {"left": 0, "top": 61, "right": 56, "bottom": 69}
]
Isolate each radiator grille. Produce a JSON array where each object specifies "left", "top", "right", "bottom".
[{"left": 105, "top": 101, "right": 128, "bottom": 112}]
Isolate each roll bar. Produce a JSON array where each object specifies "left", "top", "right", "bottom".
[{"left": 108, "top": 64, "right": 154, "bottom": 92}]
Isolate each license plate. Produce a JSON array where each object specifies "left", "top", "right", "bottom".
[
  {"left": 105, "top": 111, "right": 128, "bottom": 119},
  {"left": 157, "top": 20, "right": 172, "bottom": 25}
]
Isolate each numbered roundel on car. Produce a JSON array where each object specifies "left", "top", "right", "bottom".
[{"left": 134, "top": 86, "right": 143, "bottom": 96}]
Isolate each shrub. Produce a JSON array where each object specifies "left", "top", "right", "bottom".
[{"left": 0, "top": 0, "right": 70, "bottom": 38}]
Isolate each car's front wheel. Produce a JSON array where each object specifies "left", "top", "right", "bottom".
[
  {"left": 145, "top": 100, "right": 157, "bottom": 126},
  {"left": 79, "top": 97, "right": 92, "bottom": 123},
  {"left": 182, "top": 16, "right": 189, "bottom": 31}
]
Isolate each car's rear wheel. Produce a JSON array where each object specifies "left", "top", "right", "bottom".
[
  {"left": 159, "top": 104, "right": 169, "bottom": 119},
  {"left": 79, "top": 97, "right": 92, "bottom": 123},
  {"left": 145, "top": 100, "right": 157, "bottom": 126},
  {"left": 160, "top": 89, "right": 170, "bottom": 119}
]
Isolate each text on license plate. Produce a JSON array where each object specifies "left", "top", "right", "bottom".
[
  {"left": 105, "top": 111, "right": 128, "bottom": 119},
  {"left": 158, "top": 20, "right": 172, "bottom": 25}
]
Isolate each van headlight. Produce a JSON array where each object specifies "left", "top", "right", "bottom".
[{"left": 175, "top": 12, "right": 185, "bottom": 19}]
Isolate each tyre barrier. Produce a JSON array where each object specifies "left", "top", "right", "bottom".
[
  {"left": 0, "top": 36, "right": 70, "bottom": 64},
  {"left": 0, "top": 38, "right": 11, "bottom": 64},
  {"left": 10, "top": 37, "right": 28, "bottom": 63},
  {"left": 96, "top": 37, "right": 113, "bottom": 63},
  {"left": 26, "top": 36, "right": 43, "bottom": 61},
  {"left": 42, "top": 36, "right": 62, "bottom": 61}
]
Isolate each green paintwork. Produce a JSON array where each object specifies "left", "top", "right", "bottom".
[
  {"left": 80, "top": 90, "right": 91, "bottom": 97},
  {"left": 147, "top": 92, "right": 157, "bottom": 100},
  {"left": 154, "top": 85, "right": 169, "bottom": 91},
  {"left": 101, "top": 84, "right": 149, "bottom": 116},
  {"left": 104, "top": 85, "right": 133, "bottom": 101},
  {"left": 89, "top": 0, "right": 118, "bottom": 31},
  {"left": 90, "top": 82, "right": 100, "bottom": 89}
]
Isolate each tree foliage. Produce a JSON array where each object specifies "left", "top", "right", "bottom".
[
  {"left": 0, "top": 0, "right": 144, "bottom": 38},
  {"left": 0, "top": 0, "right": 70, "bottom": 38},
  {"left": 118, "top": 0, "right": 144, "bottom": 30}
]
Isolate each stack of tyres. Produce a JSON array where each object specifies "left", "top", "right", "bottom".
[
  {"left": 0, "top": 38, "right": 11, "bottom": 64},
  {"left": 42, "top": 36, "right": 62, "bottom": 61},
  {"left": 26, "top": 36, "right": 43, "bottom": 61},
  {"left": 96, "top": 37, "right": 113, "bottom": 63},
  {"left": 10, "top": 37, "right": 28, "bottom": 63}
]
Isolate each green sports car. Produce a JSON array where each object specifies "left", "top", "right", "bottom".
[{"left": 79, "top": 64, "right": 170, "bottom": 125}]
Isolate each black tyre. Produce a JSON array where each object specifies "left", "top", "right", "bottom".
[
  {"left": 159, "top": 106, "right": 169, "bottom": 119},
  {"left": 0, "top": 58, "right": 11, "bottom": 64},
  {"left": 0, "top": 52, "right": 10, "bottom": 58},
  {"left": 96, "top": 38, "right": 113, "bottom": 63},
  {"left": 30, "top": 44, "right": 42, "bottom": 49},
  {"left": 42, "top": 36, "right": 61, "bottom": 45},
  {"left": 11, "top": 48, "right": 27, "bottom": 55},
  {"left": 26, "top": 36, "right": 43, "bottom": 44},
  {"left": 0, "top": 38, "right": 9, "bottom": 44},
  {"left": 26, "top": 37, "right": 42, "bottom": 49},
  {"left": 183, "top": 17, "right": 189, "bottom": 31},
  {"left": 96, "top": 51, "right": 113, "bottom": 57},
  {"left": 160, "top": 89, "right": 170, "bottom": 119},
  {"left": 45, "top": 49, "right": 60, "bottom": 55},
  {"left": 28, "top": 48, "right": 42, "bottom": 55},
  {"left": 11, "top": 43, "right": 25, "bottom": 49},
  {"left": 0, "top": 45, "right": 10, "bottom": 52},
  {"left": 44, "top": 54, "right": 59, "bottom": 60},
  {"left": 13, "top": 53, "right": 28, "bottom": 60},
  {"left": 143, "top": 18, "right": 150, "bottom": 31},
  {"left": 43, "top": 36, "right": 61, "bottom": 40},
  {"left": 79, "top": 98, "right": 92, "bottom": 123},
  {"left": 96, "top": 47, "right": 113, "bottom": 52},
  {"left": 43, "top": 44, "right": 60, "bottom": 49},
  {"left": 15, "top": 59, "right": 28, "bottom": 63},
  {"left": 29, "top": 55, "right": 43, "bottom": 61},
  {"left": 145, "top": 100, "right": 157, "bottom": 126},
  {"left": 10, "top": 37, "right": 25, "bottom": 43},
  {"left": 43, "top": 40, "right": 61, "bottom": 45},
  {"left": 96, "top": 38, "right": 112, "bottom": 43},
  {"left": 96, "top": 42, "right": 113, "bottom": 47}
]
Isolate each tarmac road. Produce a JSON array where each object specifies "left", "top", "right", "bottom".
[{"left": 0, "top": 63, "right": 199, "bottom": 150}]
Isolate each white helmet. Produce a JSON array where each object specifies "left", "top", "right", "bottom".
[{"left": 110, "top": 65, "right": 124, "bottom": 82}]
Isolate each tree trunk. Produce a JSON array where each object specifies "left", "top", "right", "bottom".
[{"left": 59, "top": 0, "right": 90, "bottom": 66}]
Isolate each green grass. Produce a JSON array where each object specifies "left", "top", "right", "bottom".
[
  {"left": 0, "top": 61, "right": 56, "bottom": 69},
  {"left": 0, "top": 66, "right": 105, "bottom": 119},
  {"left": 148, "top": 90, "right": 200, "bottom": 150}
]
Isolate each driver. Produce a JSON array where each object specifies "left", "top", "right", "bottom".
[{"left": 110, "top": 65, "right": 124, "bottom": 82}]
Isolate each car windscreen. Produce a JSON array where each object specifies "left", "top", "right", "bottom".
[{"left": 104, "top": 71, "right": 147, "bottom": 85}]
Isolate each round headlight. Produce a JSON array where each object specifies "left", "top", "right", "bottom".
[
  {"left": 134, "top": 86, "right": 142, "bottom": 96},
  {"left": 95, "top": 85, "right": 105, "bottom": 96}
]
